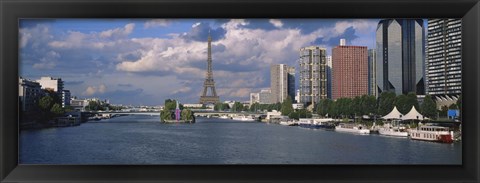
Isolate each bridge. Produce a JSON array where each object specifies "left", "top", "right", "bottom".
[{"left": 96, "top": 111, "right": 263, "bottom": 117}]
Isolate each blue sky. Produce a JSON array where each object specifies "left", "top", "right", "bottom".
[{"left": 20, "top": 19, "right": 383, "bottom": 105}]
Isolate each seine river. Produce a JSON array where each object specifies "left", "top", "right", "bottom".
[{"left": 20, "top": 115, "right": 462, "bottom": 164}]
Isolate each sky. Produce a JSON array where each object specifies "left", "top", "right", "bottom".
[{"left": 19, "top": 19, "right": 382, "bottom": 105}]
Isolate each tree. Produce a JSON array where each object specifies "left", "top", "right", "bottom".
[
  {"left": 232, "top": 102, "right": 243, "bottom": 112},
  {"left": 316, "top": 98, "right": 333, "bottom": 116},
  {"left": 280, "top": 96, "right": 294, "bottom": 116},
  {"left": 288, "top": 112, "right": 299, "bottom": 120},
  {"left": 181, "top": 109, "right": 194, "bottom": 121},
  {"left": 377, "top": 92, "right": 396, "bottom": 115},
  {"left": 439, "top": 105, "right": 449, "bottom": 118},
  {"left": 420, "top": 95, "right": 437, "bottom": 118},
  {"left": 394, "top": 94, "right": 410, "bottom": 114},
  {"left": 50, "top": 103, "right": 64, "bottom": 116},
  {"left": 362, "top": 95, "right": 377, "bottom": 115},
  {"left": 160, "top": 110, "right": 173, "bottom": 122},
  {"left": 456, "top": 95, "right": 462, "bottom": 110},
  {"left": 449, "top": 103, "right": 458, "bottom": 110},
  {"left": 351, "top": 96, "right": 363, "bottom": 116},
  {"left": 39, "top": 96, "right": 54, "bottom": 112},
  {"left": 406, "top": 92, "right": 420, "bottom": 111}
]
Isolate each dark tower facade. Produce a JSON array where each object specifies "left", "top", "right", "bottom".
[
  {"left": 376, "top": 19, "right": 426, "bottom": 96},
  {"left": 199, "top": 31, "right": 220, "bottom": 104}
]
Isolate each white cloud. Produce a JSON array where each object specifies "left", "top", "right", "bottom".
[
  {"left": 269, "top": 19, "right": 283, "bottom": 28},
  {"left": 82, "top": 84, "right": 107, "bottom": 96},
  {"left": 144, "top": 19, "right": 170, "bottom": 29},
  {"left": 99, "top": 23, "right": 135, "bottom": 39},
  {"left": 192, "top": 22, "right": 201, "bottom": 28}
]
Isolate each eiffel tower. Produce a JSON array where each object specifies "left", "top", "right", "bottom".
[{"left": 199, "top": 31, "right": 220, "bottom": 104}]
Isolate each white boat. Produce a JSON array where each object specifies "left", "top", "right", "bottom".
[
  {"left": 219, "top": 115, "right": 229, "bottom": 119},
  {"left": 335, "top": 123, "right": 370, "bottom": 134},
  {"left": 409, "top": 126, "right": 454, "bottom": 143},
  {"left": 378, "top": 123, "right": 409, "bottom": 137},
  {"left": 231, "top": 115, "right": 255, "bottom": 121}
]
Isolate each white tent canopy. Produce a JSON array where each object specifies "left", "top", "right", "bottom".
[
  {"left": 401, "top": 106, "right": 428, "bottom": 121},
  {"left": 382, "top": 106, "right": 404, "bottom": 119}
]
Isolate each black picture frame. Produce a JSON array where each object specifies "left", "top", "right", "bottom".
[{"left": 1, "top": 0, "right": 479, "bottom": 182}]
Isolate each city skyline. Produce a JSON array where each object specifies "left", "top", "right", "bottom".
[{"left": 21, "top": 19, "right": 387, "bottom": 105}]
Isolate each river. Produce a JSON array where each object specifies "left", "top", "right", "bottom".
[{"left": 19, "top": 115, "right": 462, "bottom": 164}]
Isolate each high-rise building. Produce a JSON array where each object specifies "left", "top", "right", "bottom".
[
  {"left": 270, "top": 64, "right": 295, "bottom": 103},
  {"left": 332, "top": 40, "right": 368, "bottom": 99},
  {"left": 426, "top": 19, "right": 462, "bottom": 98},
  {"left": 376, "top": 19, "right": 426, "bottom": 95},
  {"left": 299, "top": 46, "right": 327, "bottom": 107},
  {"left": 368, "top": 49, "right": 377, "bottom": 97},
  {"left": 249, "top": 92, "right": 260, "bottom": 105},
  {"left": 326, "top": 55, "right": 333, "bottom": 99},
  {"left": 19, "top": 77, "right": 44, "bottom": 112},
  {"left": 259, "top": 89, "right": 272, "bottom": 104},
  {"left": 62, "top": 90, "right": 71, "bottom": 108}
]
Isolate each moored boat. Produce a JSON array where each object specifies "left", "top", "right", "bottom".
[
  {"left": 231, "top": 115, "right": 255, "bottom": 121},
  {"left": 335, "top": 123, "right": 370, "bottom": 134},
  {"left": 409, "top": 126, "right": 454, "bottom": 143},
  {"left": 378, "top": 123, "right": 409, "bottom": 137}
]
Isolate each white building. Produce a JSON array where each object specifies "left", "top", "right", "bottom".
[
  {"left": 183, "top": 103, "right": 203, "bottom": 108},
  {"left": 37, "top": 77, "right": 64, "bottom": 93},
  {"left": 250, "top": 92, "right": 260, "bottom": 105},
  {"left": 70, "top": 99, "right": 89, "bottom": 111},
  {"left": 259, "top": 89, "right": 272, "bottom": 104},
  {"left": 292, "top": 103, "right": 304, "bottom": 110},
  {"left": 270, "top": 64, "right": 295, "bottom": 103}
]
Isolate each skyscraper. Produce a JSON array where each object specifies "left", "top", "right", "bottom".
[
  {"left": 332, "top": 40, "right": 368, "bottom": 99},
  {"left": 426, "top": 19, "right": 462, "bottom": 97},
  {"left": 368, "top": 49, "right": 377, "bottom": 97},
  {"left": 299, "top": 46, "right": 327, "bottom": 107},
  {"left": 270, "top": 64, "right": 295, "bottom": 103},
  {"left": 326, "top": 55, "right": 332, "bottom": 99},
  {"left": 376, "top": 19, "right": 426, "bottom": 95}
]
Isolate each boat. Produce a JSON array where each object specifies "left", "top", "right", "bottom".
[
  {"left": 409, "top": 125, "right": 454, "bottom": 143},
  {"left": 219, "top": 115, "right": 230, "bottom": 119},
  {"left": 298, "top": 118, "right": 335, "bottom": 130},
  {"left": 335, "top": 123, "right": 370, "bottom": 134},
  {"left": 231, "top": 115, "right": 255, "bottom": 121},
  {"left": 378, "top": 123, "right": 409, "bottom": 137}
]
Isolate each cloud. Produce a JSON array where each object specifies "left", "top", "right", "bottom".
[
  {"left": 99, "top": 23, "right": 135, "bottom": 39},
  {"left": 82, "top": 84, "right": 107, "bottom": 96},
  {"left": 269, "top": 19, "right": 283, "bottom": 28},
  {"left": 180, "top": 22, "right": 227, "bottom": 41},
  {"left": 20, "top": 19, "right": 379, "bottom": 104},
  {"left": 144, "top": 19, "right": 170, "bottom": 28}
]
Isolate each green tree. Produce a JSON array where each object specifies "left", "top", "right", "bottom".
[
  {"left": 394, "top": 94, "right": 410, "bottom": 114},
  {"left": 288, "top": 112, "right": 299, "bottom": 120},
  {"left": 160, "top": 110, "right": 173, "bottom": 122},
  {"left": 351, "top": 96, "right": 363, "bottom": 116},
  {"left": 316, "top": 98, "right": 333, "bottom": 116},
  {"left": 232, "top": 102, "right": 243, "bottom": 112},
  {"left": 39, "top": 96, "right": 54, "bottom": 112},
  {"left": 377, "top": 92, "right": 396, "bottom": 115},
  {"left": 406, "top": 92, "right": 420, "bottom": 111},
  {"left": 280, "top": 96, "right": 294, "bottom": 116},
  {"left": 297, "top": 109, "right": 312, "bottom": 119},
  {"left": 181, "top": 109, "right": 194, "bottom": 121},
  {"left": 362, "top": 95, "right": 377, "bottom": 115},
  {"left": 420, "top": 95, "right": 437, "bottom": 118},
  {"left": 335, "top": 98, "right": 352, "bottom": 118},
  {"left": 50, "top": 103, "right": 64, "bottom": 116},
  {"left": 449, "top": 103, "right": 458, "bottom": 110},
  {"left": 439, "top": 105, "right": 449, "bottom": 118}
]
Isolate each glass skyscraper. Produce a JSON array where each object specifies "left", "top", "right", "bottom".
[{"left": 376, "top": 19, "right": 426, "bottom": 96}]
